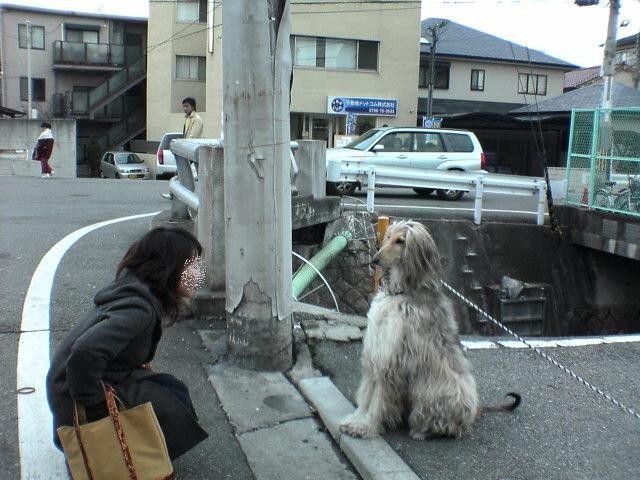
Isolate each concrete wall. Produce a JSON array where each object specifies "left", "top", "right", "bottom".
[
  {"left": 0, "top": 119, "right": 76, "bottom": 177},
  {"left": 0, "top": 6, "right": 147, "bottom": 118},
  {"left": 146, "top": 1, "right": 211, "bottom": 142},
  {"left": 418, "top": 58, "right": 567, "bottom": 105},
  {"left": 146, "top": 0, "right": 420, "bottom": 141}
]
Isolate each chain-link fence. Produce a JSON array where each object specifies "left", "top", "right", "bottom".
[{"left": 566, "top": 108, "right": 640, "bottom": 216}]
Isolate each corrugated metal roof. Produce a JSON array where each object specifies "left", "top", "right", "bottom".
[
  {"left": 564, "top": 66, "right": 601, "bottom": 89},
  {"left": 510, "top": 83, "right": 640, "bottom": 114},
  {"left": 421, "top": 18, "right": 578, "bottom": 69}
]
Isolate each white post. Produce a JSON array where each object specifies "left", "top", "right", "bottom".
[
  {"left": 367, "top": 168, "right": 376, "bottom": 213},
  {"left": 26, "top": 20, "right": 32, "bottom": 118},
  {"left": 473, "top": 175, "right": 483, "bottom": 225},
  {"left": 601, "top": 0, "right": 620, "bottom": 110},
  {"left": 536, "top": 179, "right": 547, "bottom": 226}
]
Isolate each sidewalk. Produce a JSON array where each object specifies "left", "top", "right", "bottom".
[{"left": 195, "top": 299, "right": 640, "bottom": 480}]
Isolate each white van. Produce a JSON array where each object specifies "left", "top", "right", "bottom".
[{"left": 326, "top": 127, "right": 486, "bottom": 200}]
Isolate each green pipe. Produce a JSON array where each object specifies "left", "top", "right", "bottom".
[{"left": 292, "top": 230, "right": 353, "bottom": 300}]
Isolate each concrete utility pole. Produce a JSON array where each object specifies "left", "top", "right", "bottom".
[
  {"left": 222, "top": 0, "right": 293, "bottom": 371},
  {"left": 26, "top": 20, "right": 32, "bottom": 119},
  {"left": 601, "top": 0, "right": 620, "bottom": 109},
  {"left": 425, "top": 20, "right": 447, "bottom": 118},
  {"left": 634, "top": 31, "right": 640, "bottom": 89}
]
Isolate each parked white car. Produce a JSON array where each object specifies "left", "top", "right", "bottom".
[
  {"left": 326, "top": 127, "right": 486, "bottom": 200},
  {"left": 156, "top": 132, "right": 199, "bottom": 180},
  {"left": 156, "top": 132, "right": 182, "bottom": 179},
  {"left": 100, "top": 151, "right": 150, "bottom": 180}
]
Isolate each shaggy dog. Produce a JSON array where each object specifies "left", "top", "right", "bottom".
[{"left": 340, "top": 220, "right": 519, "bottom": 440}]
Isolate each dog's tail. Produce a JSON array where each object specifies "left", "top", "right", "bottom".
[{"left": 478, "top": 392, "right": 521, "bottom": 416}]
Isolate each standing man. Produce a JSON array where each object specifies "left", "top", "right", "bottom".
[
  {"left": 181, "top": 97, "right": 203, "bottom": 139},
  {"left": 32, "top": 122, "right": 55, "bottom": 178},
  {"left": 161, "top": 97, "right": 203, "bottom": 199}
]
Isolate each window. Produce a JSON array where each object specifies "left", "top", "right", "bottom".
[
  {"left": 376, "top": 132, "right": 413, "bottom": 153},
  {"left": 418, "top": 61, "right": 450, "bottom": 89},
  {"left": 18, "top": 24, "right": 45, "bottom": 49},
  {"left": 470, "top": 69, "right": 485, "bottom": 91},
  {"left": 444, "top": 133, "right": 474, "bottom": 152},
  {"left": 177, "top": 0, "right": 207, "bottom": 22},
  {"left": 176, "top": 55, "right": 206, "bottom": 80},
  {"left": 415, "top": 132, "right": 444, "bottom": 152},
  {"left": 65, "top": 26, "right": 99, "bottom": 43},
  {"left": 20, "top": 77, "right": 46, "bottom": 102},
  {"left": 517, "top": 73, "right": 547, "bottom": 95},
  {"left": 292, "top": 36, "right": 379, "bottom": 71}
]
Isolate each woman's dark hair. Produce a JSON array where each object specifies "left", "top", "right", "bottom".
[
  {"left": 41, "top": 122, "right": 52, "bottom": 129},
  {"left": 116, "top": 227, "right": 202, "bottom": 320}
]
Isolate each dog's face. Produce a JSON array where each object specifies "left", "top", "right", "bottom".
[{"left": 372, "top": 220, "right": 442, "bottom": 291}]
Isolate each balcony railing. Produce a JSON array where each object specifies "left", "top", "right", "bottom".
[
  {"left": 51, "top": 92, "right": 143, "bottom": 119},
  {"left": 52, "top": 41, "right": 141, "bottom": 67},
  {"left": 88, "top": 56, "right": 146, "bottom": 110}
]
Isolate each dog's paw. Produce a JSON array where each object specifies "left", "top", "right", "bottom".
[
  {"left": 409, "top": 428, "right": 428, "bottom": 441},
  {"left": 340, "top": 417, "right": 379, "bottom": 439}
]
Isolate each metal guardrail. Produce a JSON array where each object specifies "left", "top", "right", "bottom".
[
  {"left": 168, "top": 139, "right": 300, "bottom": 218},
  {"left": 326, "top": 158, "right": 547, "bottom": 225}
]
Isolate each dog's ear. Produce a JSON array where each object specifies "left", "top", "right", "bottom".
[{"left": 402, "top": 223, "right": 442, "bottom": 289}]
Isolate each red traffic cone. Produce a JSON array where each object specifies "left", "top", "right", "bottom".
[{"left": 581, "top": 187, "right": 588, "bottom": 205}]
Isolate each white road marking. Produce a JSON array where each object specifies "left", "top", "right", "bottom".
[
  {"left": 464, "top": 334, "right": 640, "bottom": 349},
  {"left": 17, "top": 212, "right": 159, "bottom": 480}
]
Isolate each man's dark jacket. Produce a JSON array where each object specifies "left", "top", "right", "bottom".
[{"left": 46, "top": 271, "right": 208, "bottom": 460}]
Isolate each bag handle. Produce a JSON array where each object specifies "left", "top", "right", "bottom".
[
  {"left": 71, "top": 383, "right": 139, "bottom": 480},
  {"left": 104, "top": 383, "right": 139, "bottom": 480}
]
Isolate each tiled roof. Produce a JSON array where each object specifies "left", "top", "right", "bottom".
[
  {"left": 421, "top": 18, "right": 578, "bottom": 69},
  {"left": 510, "top": 83, "right": 640, "bottom": 114},
  {"left": 617, "top": 33, "right": 639, "bottom": 48},
  {"left": 564, "top": 66, "right": 601, "bottom": 89}
]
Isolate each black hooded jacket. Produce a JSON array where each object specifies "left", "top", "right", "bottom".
[{"left": 46, "top": 270, "right": 207, "bottom": 460}]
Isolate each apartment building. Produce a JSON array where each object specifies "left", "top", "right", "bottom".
[
  {"left": 0, "top": 4, "right": 147, "bottom": 168},
  {"left": 146, "top": 0, "right": 421, "bottom": 147},
  {"left": 419, "top": 19, "right": 576, "bottom": 117}
]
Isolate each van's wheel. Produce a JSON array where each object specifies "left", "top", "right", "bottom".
[
  {"left": 413, "top": 188, "right": 435, "bottom": 198},
  {"left": 436, "top": 169, "right": 464, "bottom": 201},
  {"left": 326, "top": 181, "right": 356, "bottom": 196},
  {"left": 115, "top": 173, "right": 121, "bottom": 180}
]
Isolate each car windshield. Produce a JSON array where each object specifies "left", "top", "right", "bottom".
[
  {"left": 115, "top": 153, "right": 143, "bottom": 164},
  {"left": 343, "top": 129, "right": 382, "bottom": 151}
]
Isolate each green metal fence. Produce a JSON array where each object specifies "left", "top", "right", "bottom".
[{"left": 566, "top": 108, "right": 640, "bottom": 216}]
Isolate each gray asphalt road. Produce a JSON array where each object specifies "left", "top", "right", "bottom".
[
  {"left": 0, "top": 176, "right": 252, "bottom": 479},
  {"left": 312, "top": 339, "right": 640, "bottom": 480}
]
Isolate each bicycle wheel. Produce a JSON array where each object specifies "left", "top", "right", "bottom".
[
  {"left": 594, "top": 189, "right": 613, "bottom": 208},
  {"left": 614, "top": 193, "right": 630, "bottom": 211}
]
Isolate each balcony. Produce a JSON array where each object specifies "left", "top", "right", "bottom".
[
  {"left": 52, "top": 41, "right": 141, "bottom": 71},
  {"left": 51, "top": 92, "right": 143, "bottom": 121}
]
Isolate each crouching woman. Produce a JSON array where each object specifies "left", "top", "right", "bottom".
[{"left": 46, "top": 227, "right": 208, "bottom": 460}]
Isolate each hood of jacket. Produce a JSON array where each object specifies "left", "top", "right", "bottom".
[{"left": 93, "top": 269, "right": 164, "bottom": 316}]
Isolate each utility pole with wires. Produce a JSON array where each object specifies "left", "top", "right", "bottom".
[
  {"left": 634, "top": 30, "right": 640, "bottom": 89},
  {"left": 601, "top": 0, "right": 620, "bottom": 109},
  {"left": 424, "top": 20, "right": 447, "bottom": 118},
  {"left": 222, "top": 0, "right": 293, "bottom": 371},
  {"left": 26, "top": 20, "right": 32, "bottom": 119}
]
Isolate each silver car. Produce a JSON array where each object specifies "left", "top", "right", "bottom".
[{"left": 100, "top": 152, "right": 150, "bottom": 180}]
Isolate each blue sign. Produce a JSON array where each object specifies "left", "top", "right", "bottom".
[
  {"left": 422, "top": 116, "right": 442, "bottom": 128},
  {"left": 327, "top": 96, "right": 397, "bottom": 117}
]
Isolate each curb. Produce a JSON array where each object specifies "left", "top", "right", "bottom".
[{"left": 299, "top": 377, "right": 421, "bottom": 480}]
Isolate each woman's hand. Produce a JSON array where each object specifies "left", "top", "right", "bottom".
[{"left": 139, "top": 363, "right": 153, "bottom": 371}]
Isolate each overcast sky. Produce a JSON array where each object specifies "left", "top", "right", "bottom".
[{"left": 3, "top": 0, "right": 640, "bottom": 67}]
